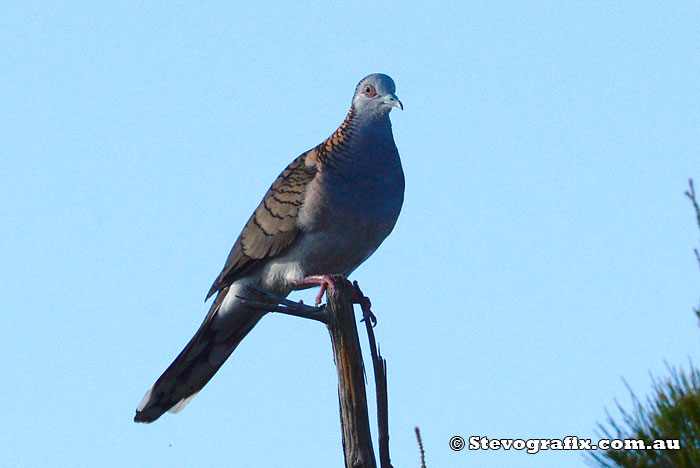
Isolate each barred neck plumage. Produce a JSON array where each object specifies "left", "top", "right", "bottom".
[
  {"left": 315, "top": 108, "right": 356, "bottom": 170},
  {"left": 315, "top": 107, "right": 393, "bottom": 173}
]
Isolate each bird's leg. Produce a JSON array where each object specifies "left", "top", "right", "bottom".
[
  {"left": 352, "top": 281, "right": 376, "bottom": 327},
  {"left": 292, "top": 277, "right": 376, "bottom": 325},
  {"left": 292, "top": 275, "right": 338, "bottom": 305}
]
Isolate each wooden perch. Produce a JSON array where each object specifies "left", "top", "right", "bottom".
[
  {"left": 355, "top": 281, "right": 392, "bottom": 468},
  {"left": 241, "top": 276, "right": 391, "bottom": 468},
  {"left": 326, "top": 277, "right": 377, "bottom": 468}
]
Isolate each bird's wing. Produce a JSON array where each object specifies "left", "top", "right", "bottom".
[{"left": 205, "top": 150, "right": 318, "bottom": 300}]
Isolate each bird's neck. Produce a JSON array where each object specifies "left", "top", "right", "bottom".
[
  {"left": 317, "top": 108, "right": 393, "bottom": 167},
  {"left": 348, "top": 106, "right": 393, "bottom": 137}
]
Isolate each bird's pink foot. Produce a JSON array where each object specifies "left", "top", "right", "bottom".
[
  {"left": 293, "top": 275, "right": 338, "bottom": 305},
  {"left": 352, "top": 281, "right": 376, "bottom": 326}
]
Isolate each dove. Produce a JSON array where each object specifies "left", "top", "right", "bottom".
[{"left": 135, "top": 73, "right": 404, "bottom": 423}]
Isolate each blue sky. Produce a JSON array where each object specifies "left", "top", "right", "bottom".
[{"left": 2, "top": 2, "right": 699, "bottom": 467}]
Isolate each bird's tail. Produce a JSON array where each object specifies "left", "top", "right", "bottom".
[{"left": 134, "top": 287, "right": 263, "bottom": 423}]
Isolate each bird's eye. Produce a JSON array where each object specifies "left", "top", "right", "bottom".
[{"left": 363, "top": 84, "right": 377, "bottom": 97}]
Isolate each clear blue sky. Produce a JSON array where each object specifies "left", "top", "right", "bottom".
[{"left": 2, "top": 2, "right": 699, "bottom": 467}]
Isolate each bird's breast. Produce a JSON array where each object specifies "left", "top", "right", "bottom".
[{"left": 292, "top": 147, "right": 404, "bottom": 277}]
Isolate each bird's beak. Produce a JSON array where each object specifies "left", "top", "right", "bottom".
[{"left": 384, "top": 93, "right": 403, "bottom": 111}]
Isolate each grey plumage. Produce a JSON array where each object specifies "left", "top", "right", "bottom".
[{"left": 135, "top": 73, "right": 404, "bottom": 423}]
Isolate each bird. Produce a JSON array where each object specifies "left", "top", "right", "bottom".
[{"left": 134, "top": 73, "right": 404, "bottom": 423}]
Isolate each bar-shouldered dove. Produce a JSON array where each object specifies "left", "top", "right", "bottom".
[{"left": 135, "top": 73, "right": 404, "bottom": 423}]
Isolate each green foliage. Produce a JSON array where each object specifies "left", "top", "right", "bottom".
[
  {"left": 589, "top": 365, "right": 700, "bottom": 467},
  {"left": 588, "top": 180, "right": 700, "bottom": 468}
]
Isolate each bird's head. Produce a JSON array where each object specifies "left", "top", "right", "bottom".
[{"left": 352, "top": 73, "right": 403, "bottom": 118}]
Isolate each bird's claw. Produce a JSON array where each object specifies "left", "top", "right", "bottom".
[
  {"left": 352, "top": 281, "right": 377, "bottom": 327},
  {"left": 359, "top": 309, "right": 377, "bottom": 327}
]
